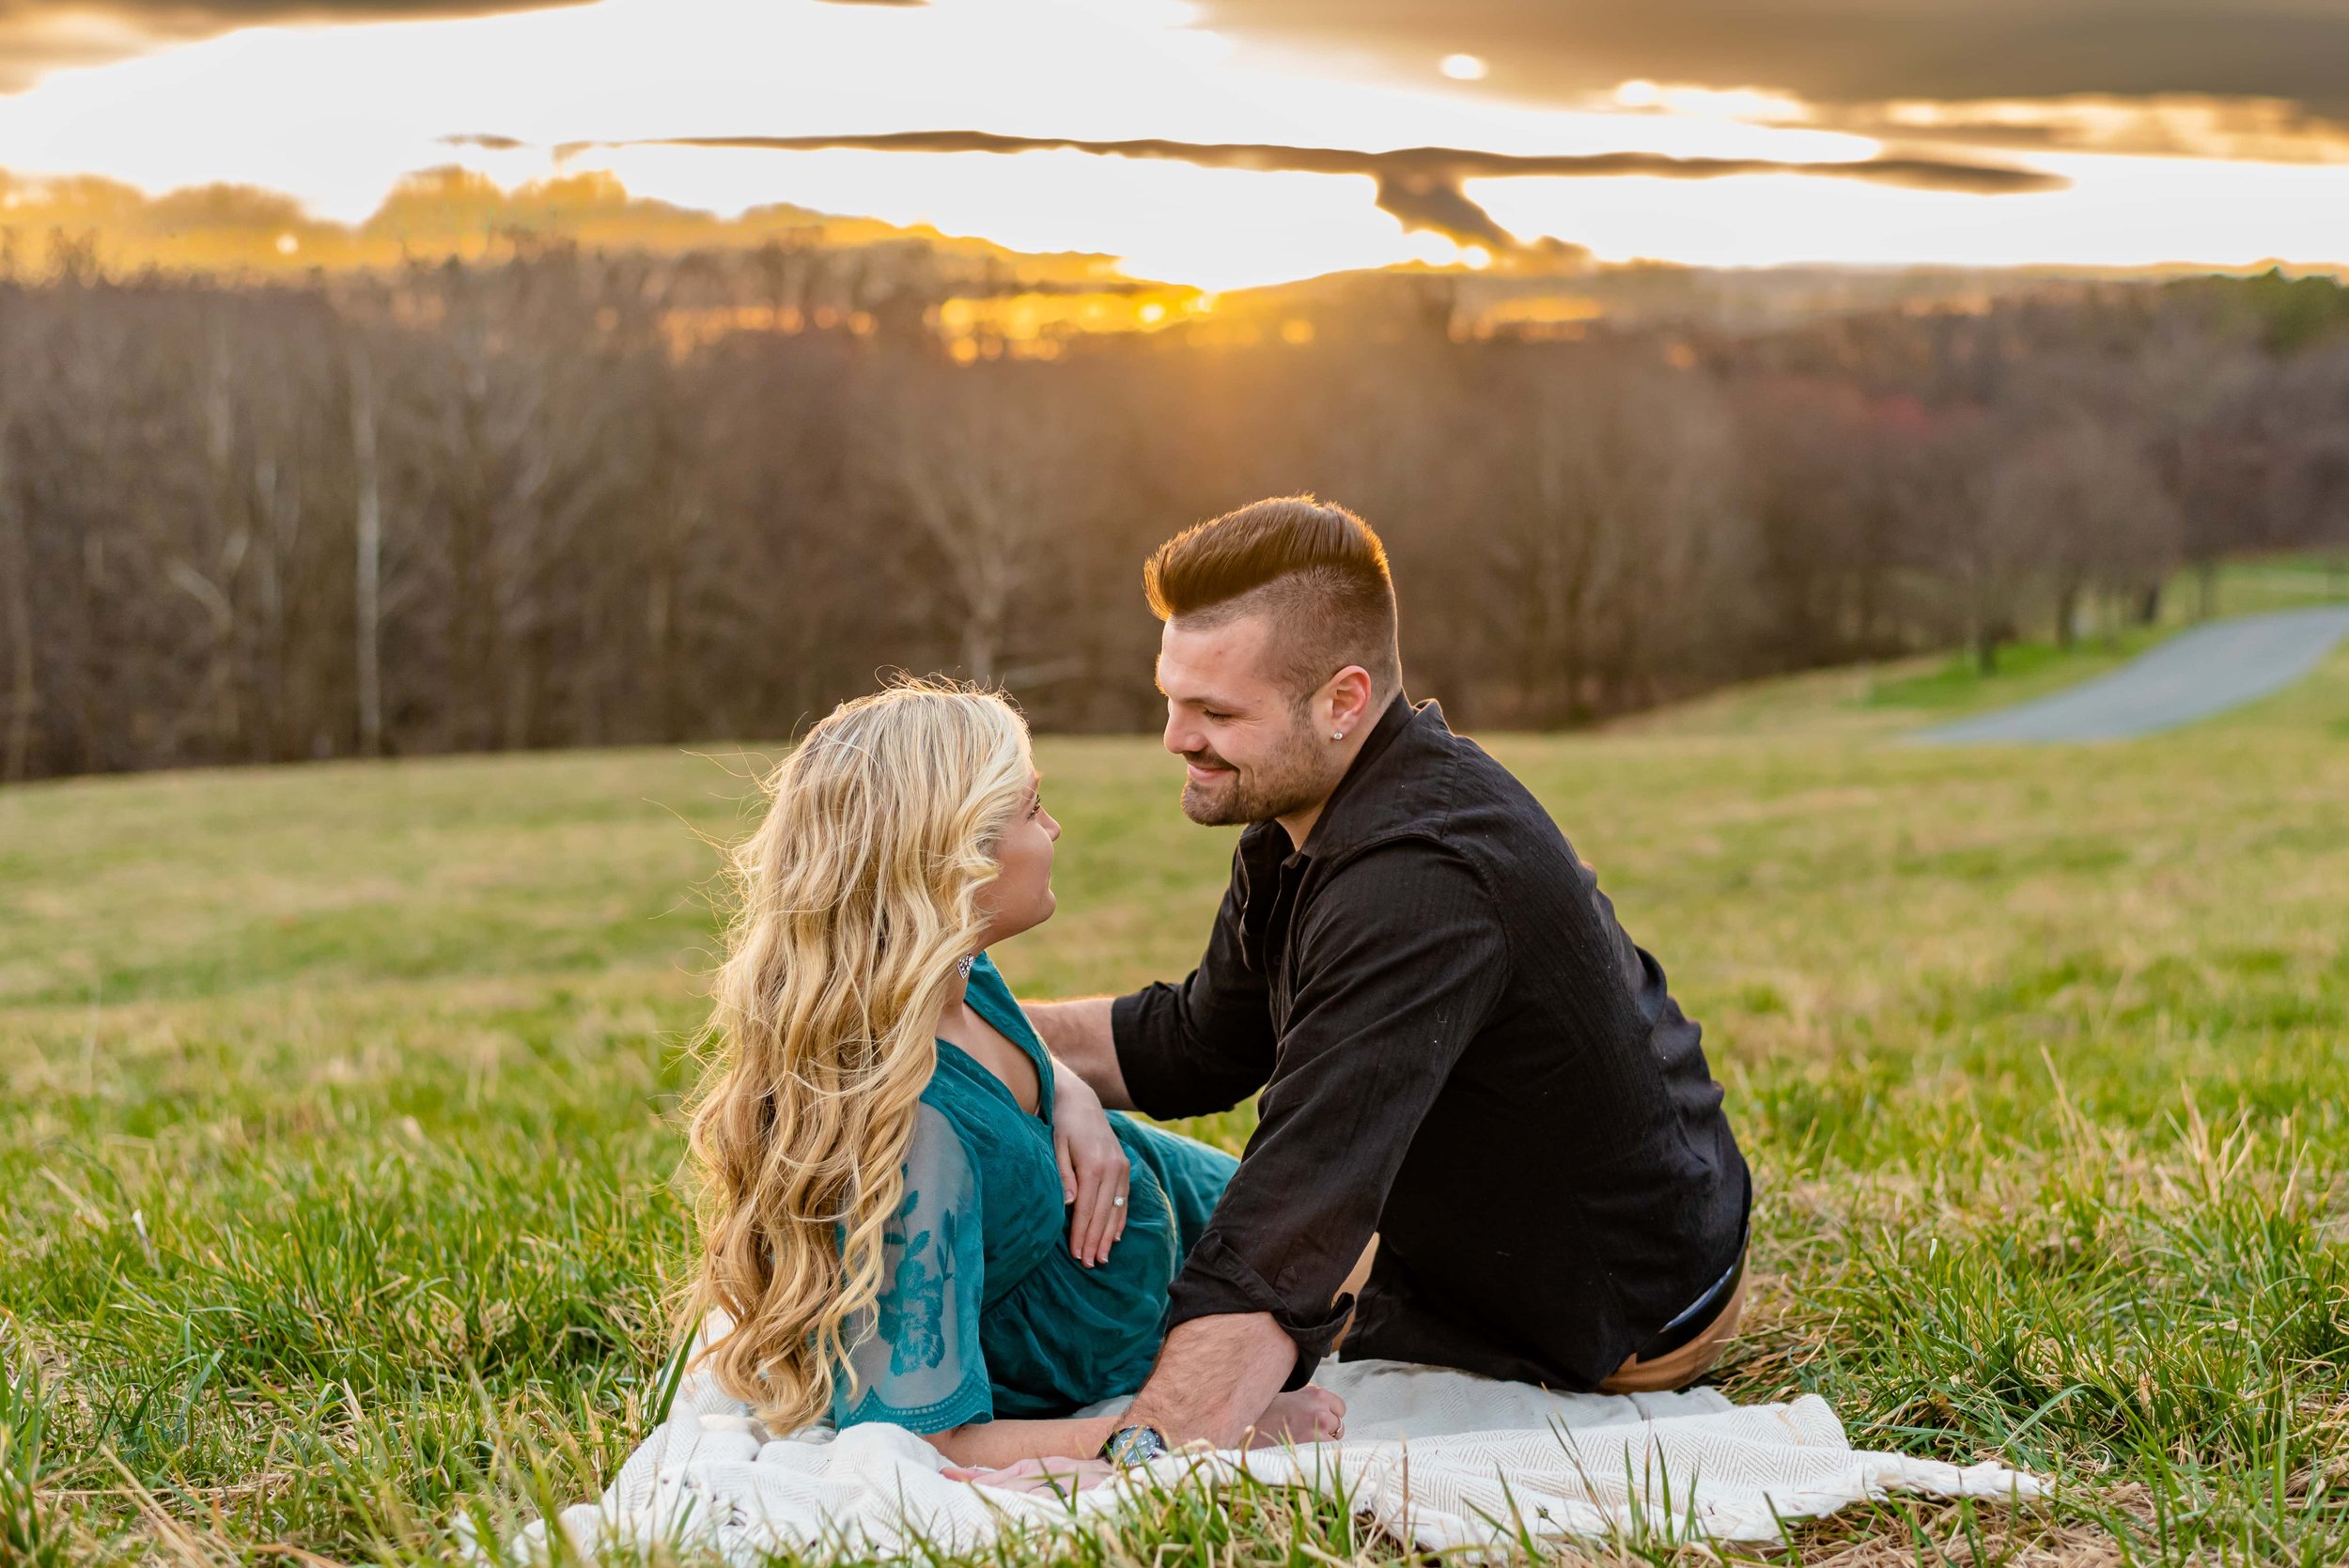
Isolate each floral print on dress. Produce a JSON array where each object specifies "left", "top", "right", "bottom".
[{"left": 877, "top": 1189, "right": 957, "bottom": 1375}]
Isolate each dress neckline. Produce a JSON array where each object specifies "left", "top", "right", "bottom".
[{"left": 936, "top": 952, "right": 1054, "bottom": 1126}]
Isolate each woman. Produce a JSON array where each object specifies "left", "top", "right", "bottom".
[{"left": 680, "top": 678, "right": 1322, "bottom": 1468}]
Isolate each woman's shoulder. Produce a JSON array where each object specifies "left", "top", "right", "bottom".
[
  {"left": 962, "top": 952, "right": 1045, "bottom": 1050},
  {"left": 916, "top": 1040, "right": 1030, "bottom": 1161},
  {"left": 964, "top": 950, "right": 1016, "bottom": 1009},
  {"left": 904, "top": 1096, "right": 970, "bottom": 1172}
]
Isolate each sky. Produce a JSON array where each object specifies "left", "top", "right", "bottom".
[{"left": 3, "top": 0, "right": 2349, "bottom": 290}]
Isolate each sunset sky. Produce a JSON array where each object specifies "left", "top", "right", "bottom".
[{"left": 4, "top": 0, "right": 2349, "bottom": 290}]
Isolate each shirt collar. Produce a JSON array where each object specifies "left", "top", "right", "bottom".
[{"left": 1259, "top": 691, "right": 1429, "bottom": 866}]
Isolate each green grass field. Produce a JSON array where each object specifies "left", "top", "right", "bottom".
[{"left": 7, "top": 614, "right": 2349, "bottom": 1565}]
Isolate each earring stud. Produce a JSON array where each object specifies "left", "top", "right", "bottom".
[{"left": 1331, "top": 730, "right": 1345, "bottom": 740}]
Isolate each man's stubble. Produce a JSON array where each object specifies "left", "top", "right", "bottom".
[{"left": 1178, "top": 706, "right": 1338, "bottom": 828}]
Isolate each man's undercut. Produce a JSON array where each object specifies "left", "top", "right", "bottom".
[{"left": 1144, "top": 496, "right": 1402, "bottom": 705}]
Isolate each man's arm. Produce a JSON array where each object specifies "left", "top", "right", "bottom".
[
  {"left": 1028, "top": 998, "right": 1134, "bottom": 1110},
  {"left": 1125, "top": 843, "right": 1510, "bottom": 1444},
  {"left": 1114, "top": 1238, "right": 1373, "bottom": 1449},
  {"left": 1024, "top": 844, "right": 1279, "bottom": 1121},
  {"left": 1118, "top": 1312, "right": 1299, "bottom": 1451}
]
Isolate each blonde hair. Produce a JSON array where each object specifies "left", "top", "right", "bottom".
[{"left": 681, "top": 676, "right": 1034, "bottom": 1430}]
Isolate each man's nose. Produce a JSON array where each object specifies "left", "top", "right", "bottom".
[{"left": 1162, "top": 708, "right": 1198, "bottom": 757}]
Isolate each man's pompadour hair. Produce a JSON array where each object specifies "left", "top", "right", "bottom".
[{"left": 1143, "top": 496, "right": 1402, "bottom": 702}]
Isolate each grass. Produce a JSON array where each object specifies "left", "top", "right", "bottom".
[
  {"left": 5, "top": 623, "right": 2349, "bottom": 1563},
  {"left": 1621, "top": 551, "right": 2349, "bottom": 743}
]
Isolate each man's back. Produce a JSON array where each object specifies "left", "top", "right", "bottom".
[
  {"left": 1337, "top": 700, "right": 1748, "bottom": 1387},
  {"left": 1115, "top": 694, "right": 1750, "bottom": 1390}
]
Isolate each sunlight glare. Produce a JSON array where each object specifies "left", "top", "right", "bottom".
[
  {"left": 0, "top": 0, "right": 2346, "bottom": 287},
  {"left": 1610, "top": 81, "right": 1811, "bottom": 122},
  {"left": 1471, "top": 151, "right": 2349, "bottom": 270}
]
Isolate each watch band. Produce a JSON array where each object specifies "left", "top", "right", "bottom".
[{"left": 1099, "top": 1423, "right": 1169, "bottom": 1467}]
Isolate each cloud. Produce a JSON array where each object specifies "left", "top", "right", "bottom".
[
  {"left": 1816, "top": 95, "right": 2349, "bottom": 165},
  {"left": 0, "top": 32, "right": 129, "bottom": 92},
  {"left": 1196, "top": 0, "right": 2349, "bottom": 119},
  {"left": 525, "top": 129, "right": 2063, "bottom": 252},
  {"left": 0, "top": 0, "right": 592, "bottom": 25},
  {"left": 0, "top": 0, "right": 596, "bottom": 89}
]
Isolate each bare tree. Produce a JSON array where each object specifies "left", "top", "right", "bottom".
[
  {"left": 0, "top": 251, "right": 2340, "bottom": 783},
  {"left": 866, "top": 357, "right": 1097, "bottom": 688},
  {"left": 350, "top": 338, "right": 387, "bottom": 756},
  {"left": 0, "top": 297, "right": 34, "bottom": 781}
]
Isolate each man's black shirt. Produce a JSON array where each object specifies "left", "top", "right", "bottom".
[{"left": 1111, "top": 693, "right": 1750, "bottom": 1391}]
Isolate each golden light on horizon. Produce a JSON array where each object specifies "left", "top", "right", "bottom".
[{"left": 1440, "top": 54, "right": 1489, "bottom": 82}]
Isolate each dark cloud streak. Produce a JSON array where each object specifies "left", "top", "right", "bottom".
[
  {"left": 1198, "top": 0, "right": 2349, "bottom": 119},
  {"left": 0, "top": 0, "right": 590, "bottom": 21},
  {"left": 521, "top": 129, "right": 2063, "bottom": 252},
  {"left": 0, "top": 0, "right": 597, "bottom": 90}
]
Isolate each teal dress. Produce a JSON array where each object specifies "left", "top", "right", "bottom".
[{"left": 831, "top": 953, "right": 1237, "bottom": 1433}]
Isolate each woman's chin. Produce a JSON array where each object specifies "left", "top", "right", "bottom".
[{"left": 992, "top": 896, "right": 1056, "bottom": 942}]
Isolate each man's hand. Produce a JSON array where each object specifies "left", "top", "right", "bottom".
[
  {"left": 1051, "top": 1067, "right": 1131, "bottom": 1267},
  {"left": 1120, "top": 1312, "right": 1300, "bottom": 1452},
  {"left": 1247, "top": 1386, "right": 1346, "bottom": 1447}
]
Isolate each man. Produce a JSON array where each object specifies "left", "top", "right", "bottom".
[{"left": 1027, "top": 496, "right": 1750, "bottom": 1460}]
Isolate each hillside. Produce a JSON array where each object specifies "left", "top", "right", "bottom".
[{"left": 7, "top": 631, "right": 2349, "bottom": 1562}]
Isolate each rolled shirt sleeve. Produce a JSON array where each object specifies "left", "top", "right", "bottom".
[
  {"left": 1111, "top": 846, "right": 1280, "bottom": 1119},
  {"left": 1162, "top": 840, "right": 1511, "bottom": 1386}
]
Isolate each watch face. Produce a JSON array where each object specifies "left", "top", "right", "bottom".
[{"left": 1104, "top": 1424, "right": 1168, "bottom": 1467}]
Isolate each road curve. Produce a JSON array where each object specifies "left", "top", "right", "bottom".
[{"left": 1912, "top": 605, "right": 2349, "bottom": 744}]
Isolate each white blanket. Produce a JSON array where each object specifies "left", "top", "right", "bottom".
[{"left": 515, "top": 1355, "right": 2043, "bottom": 1561}]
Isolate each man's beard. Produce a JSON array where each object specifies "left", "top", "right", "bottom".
[{"left": 1178, "top": 713, "right": 1333, "bottom": 827}]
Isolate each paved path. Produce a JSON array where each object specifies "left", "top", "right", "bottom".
[{"left": 1913, "top": 605, "right": 2349, "bottom": 743}]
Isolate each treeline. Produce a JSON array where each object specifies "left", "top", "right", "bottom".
[{"left": 2, "top": 243, "right": 2346, "bottom": 782}]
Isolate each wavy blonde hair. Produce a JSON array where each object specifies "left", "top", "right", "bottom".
[{"left": 681, "top": 676, "right": 1034, "bottom": 1430}]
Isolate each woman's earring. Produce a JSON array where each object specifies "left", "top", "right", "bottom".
[{"left": 956, "top": 954, "right": 977, "bottom": 979}]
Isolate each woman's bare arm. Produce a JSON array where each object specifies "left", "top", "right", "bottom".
[
  {"left": 926, "top": 1414, "right": 1121, "bottom": 1470},
  {"left": 924, "top": 1388, "right": 1344, "bottom": 1476}
]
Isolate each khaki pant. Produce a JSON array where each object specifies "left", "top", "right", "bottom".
[
  {"left": 1332, "top": 1235, "right": 1746, "bottom": 1393},
  {"left": 1596, "top": 1263, "right": 1749, "bottom": 1394}
]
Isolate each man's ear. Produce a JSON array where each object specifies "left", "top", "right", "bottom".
[{"left": 1328, "top": 666, "right": 1376, "bottom": 736}]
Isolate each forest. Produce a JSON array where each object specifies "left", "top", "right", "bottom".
[{"left": 3, "top": 234, "right": 2345, "bottom": 782}]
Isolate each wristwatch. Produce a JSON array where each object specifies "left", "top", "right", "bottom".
[{"left": 1099, "top": 1423, "right": 1169, "bottom": 1467}]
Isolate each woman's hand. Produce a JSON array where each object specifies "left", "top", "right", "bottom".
[{"left": 1051, "top": 1063, "right": 1130, "bottom": 1267}]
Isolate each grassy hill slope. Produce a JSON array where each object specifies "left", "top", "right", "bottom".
[{"left": 5, "top": 641, "right": 2349, "bottom": 1563}]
